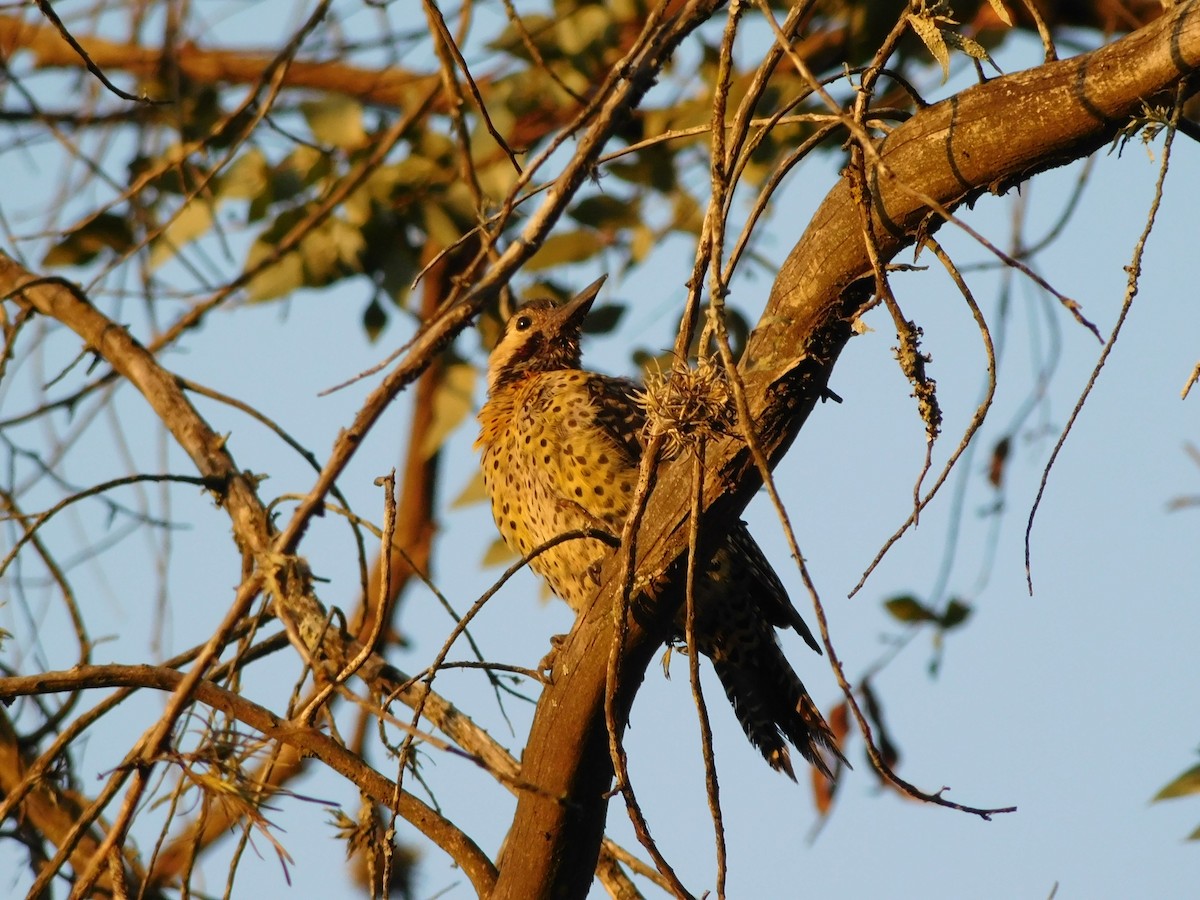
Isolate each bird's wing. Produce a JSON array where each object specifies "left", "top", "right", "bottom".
[
  {"left": 584, "top": 374, "right": 647, "bottom": 466},
  {"left": 584, "top": 373, "right": 822, "bottom": 654},
  {"left": 727, "top": 524, "right": 822, "bottom": 654}
]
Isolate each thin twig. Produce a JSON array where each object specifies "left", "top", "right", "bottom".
[
  {"left": 1025, "top": 86, "right": 1183, "bottom": 592},
  {"left": 32, "top": 0, "right": 166, "bottom": 105},
  {"left": 605, "top": 432, "right": 693, "bottom": 900},
  {"left": 426, "top": 0, "right": 522, "bottom": 175},
  {"left": 757, "top": 0, "right": 1103, "bottom": 342},
  {"left": 685, "top": 442, "right": 726, "bottom": 898},
  {"left": 849, "top": 237, "right": 998, "bottom": 598}
]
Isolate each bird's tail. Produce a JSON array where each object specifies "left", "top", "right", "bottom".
[{"left": 709, "top": 638, "right": 846, "bottom": 781}]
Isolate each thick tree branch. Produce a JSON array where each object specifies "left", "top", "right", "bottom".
[
  {"left": 143, "top": 242, "right": 460, "bottom": 879},
  {"left": 496, "top": 5, "right": 1200, "bottom": 897},
  {"left": 0, "top": 667, "right": 498, "bottom": 895},
  {"left": 0, "top": 12, "right": 437, "bottom": 108},
  {"left": 272, "top": 0, "right": 727, "bottom": 560},
  {"left": 0, "top": 257, "right": 521, "bottom": 853},
  {"left": 0, "top": 706, "right": 145, "bottom": 898},
  {"left": 0, "top": 4, "right": 1167, "bottom": 139}
]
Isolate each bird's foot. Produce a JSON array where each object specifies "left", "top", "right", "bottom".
[{"left": 537, "top": 633, "right": 569, "bottom": 680}]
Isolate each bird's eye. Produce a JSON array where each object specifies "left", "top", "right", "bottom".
[{"left": 514, "top": 315, "right": 533, "bottom": 331}]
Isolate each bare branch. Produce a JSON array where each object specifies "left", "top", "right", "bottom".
[
  {"left": 498, "top": 7, "right": 1200, "bottom": 893},
  {"left": 0, "top": 666, "right": 498, "bottom": 894}
]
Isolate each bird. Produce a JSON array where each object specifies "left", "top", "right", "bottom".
[{"left": 475, "top": 278, "right": 844, "bottom": 779}]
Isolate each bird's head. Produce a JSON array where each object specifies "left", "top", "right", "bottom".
[{"left": 485, "top": 276, "right": 605, "bottom": 394}]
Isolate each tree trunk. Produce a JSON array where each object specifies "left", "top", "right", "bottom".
[{"left": 490, "top": 5, "right": 1200, "bottom": 897}]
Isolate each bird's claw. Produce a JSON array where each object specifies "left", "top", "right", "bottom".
[{"left": 538, "top": 633, "right": 569, "bottom": 679}]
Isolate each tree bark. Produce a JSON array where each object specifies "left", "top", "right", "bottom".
[{"left": 491, "top": 5, "right": 1200, "bottom": 898}]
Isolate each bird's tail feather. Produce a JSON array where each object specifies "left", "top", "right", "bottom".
[{"left": 710, "top": 641, "right": 846, "bottom": 781}]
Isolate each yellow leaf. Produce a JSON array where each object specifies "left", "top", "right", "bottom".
[
  {"left": 218, "top": 149, "right": 268, "bottom": 200},
  {"left": 986, "top": 0, "right": 1013, "bottom": 27},
  {"left": 420, "top": 363, "right": 476, "bottom": 458},
  {"left": 245, "top": 241, "right": 305, "bottom": 302},
  {"left": 907, "top": 12, "right": 950, "bottom": 83},
  {"left": 525, "top": 230, "right": 601, "bottom": 272},
  {"left": 1154, "top": 763, "right": 1200, "bottom": 802},
  {"left": 452, "top": 469, "right": 489, "bottom": 508},
  {"left": 481, "top": 536, "right": 518, "bottom": 568},
  {"left": 150, "top": 200, "right": 214, "bottom": 270},
  {"left": 630, "top": 225, "right": 655, "bottom": 264},
  {"left": 301, "top": 97, "right": 367, "bottom": 150}
]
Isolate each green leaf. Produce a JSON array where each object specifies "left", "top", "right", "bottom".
[
  {"left": 301, "top": 97, "right": 366, "bottom": 150},
  {"left": 420, "top": 362, "right": 476, "bottom": 458},
  {"left": 440, "top": 181, "right": 479, "bottom": 231},
  {"left": 247, "top": 188, "right": 273, "bottom": 224},
  {"left": 42, "top": 213, "right": 135, "bottom": 267},
  {"left": 884, "top": 594, "right": 937, "bottom": 624},
  {"left": 476, "top": 155, "right": 521, "bottom": 200},
  {"left": 581, "top": 304, "right": 625, "bottom": 335},
  {"left": 489, "top": 13, "right": 555, "bottom": 57},
  {"left": 128, "top": 152, "right": 214, "bottom": 195},
  {"left": 1153, "top": 763, "right": 1200, "bottom": 802},
  {"left": 330, "top": 218, "right": 367, "bottom": 271},
  {"left": 939, "top": 599, "right": 972, "bottom": 630},
  {"left": 608, "top": 144, "right": 676, "bottom": 192},
  {"left": 723, "top": 307, "right": 751, "bottom": 360},
  {"left": 670, "top": 191, "right": 704, "bottom": 235},
  {"left": 1188, "top": 823, "right": 1200, "bottom": 842},
  {"left": 569, "top": 194, "right": 641, "bottom": 231},
  {"left": 422, "top": 200, "right": 465, "bottom": 249},
  {"left": 634, "top": 347, "right": 676, "bottom": 378},
  {"left": 272, "top": 146, "right": 328, "bottom": 201},
  {"left": 362, "top": 224, "right": 417, "bottom": 307},
  {"left": 476, "top": 309, "right": 505, "bottom": 352},
  {"left": 392, "top": 155, "right": 448, "bottom": 191},
  {"left": 525, "top": 230, "right": 602, "bottom": 272},
  {"left": 362, "top": 298, "right": 387, "bottom": 342}
]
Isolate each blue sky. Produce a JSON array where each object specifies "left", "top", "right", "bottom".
[{"left": 1, "top": 7, "right": 1198, "bottom": 898}]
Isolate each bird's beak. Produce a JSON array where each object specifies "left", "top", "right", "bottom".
[{"left": 561, "top": 275, "right": 606, "bottom": 327}]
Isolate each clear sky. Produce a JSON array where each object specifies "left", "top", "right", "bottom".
[{"left": 1, "top": 7, "right": 1198, "bottom": 899}]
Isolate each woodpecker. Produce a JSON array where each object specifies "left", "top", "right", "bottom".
[{"left": 475, "top": 279, "right": 843, "bottom": 778}]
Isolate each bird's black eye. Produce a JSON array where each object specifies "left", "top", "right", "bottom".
[{"left": 514, "top": 315, "right": 533, "bottom": 331}]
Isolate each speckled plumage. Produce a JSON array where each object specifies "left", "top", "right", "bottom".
[{"left": 475, "top": 280, "right": 844, "bottom": 779}]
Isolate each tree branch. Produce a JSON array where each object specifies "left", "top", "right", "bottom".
[
  {"left": 0, "top": 667, "right": 498, "bottom": 895},
  {"left": 0, "top": 12, "right": 436, "bottom": 108},
  {"left": 0, "top": 257, "right": 520, "bottom": 866},
  {"left": 495, "top": 5, "right": 1200, "bottom": 897}
]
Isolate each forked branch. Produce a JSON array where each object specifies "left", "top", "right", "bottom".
[{"left": 495, "top": 6, "right": 1200, "bottom": 898}]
